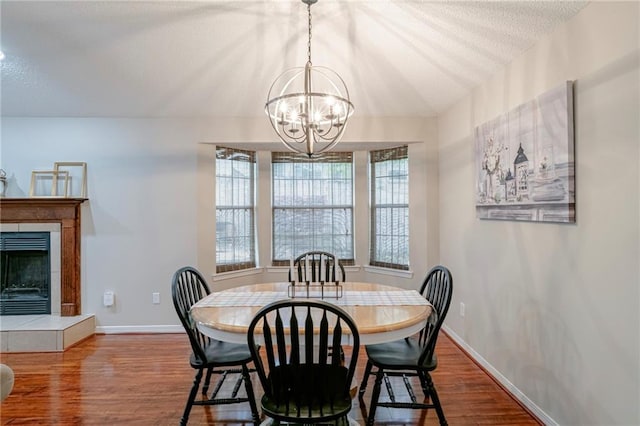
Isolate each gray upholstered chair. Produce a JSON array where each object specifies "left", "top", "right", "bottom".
[{"left": 0, "top": 364, "right": 14, "bottom": 402}]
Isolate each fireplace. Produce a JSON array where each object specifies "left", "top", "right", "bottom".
[
  {"left": 0, "top": 232, "right": 51, "bottom": 315},
  {"left": 0, "top": 198, "right": 86, "bottom": 316}
]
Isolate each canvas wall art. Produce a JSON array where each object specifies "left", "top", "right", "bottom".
[{"left": 475, "top": 81, "right": 575, "bottom": 223}]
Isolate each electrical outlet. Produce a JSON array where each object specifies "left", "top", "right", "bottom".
[
  {"left": 459, "top": 302, "right": 465, "bottom": 317},
  {"left": 103, "top": 291, "right": 114, "bottom": 307},
  {"left": 152, "top": 292, "right": 160, "bottom": 304}
]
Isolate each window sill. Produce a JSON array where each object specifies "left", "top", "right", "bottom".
[
  {"left": 363, "top": 265, "right": 414, "bottom": 279},
  {"left": 265, "top": 266, "right": 290, "bottom": 274},
  {"left": 212, "top": 267, "right": 264, "bottom": 281}
]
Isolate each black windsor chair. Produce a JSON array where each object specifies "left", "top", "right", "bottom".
[
  {"left": 172, "top": 266, "right": 260, "bottom": 425},
  {"left": 358, "top": 265, "right": 453, "bottom": 426},
  {"left": 247, "top": 299, "right": 360, "bottom": 426},
  {"left": 288, "top": 251, "right": 346, "bottom": 283}
]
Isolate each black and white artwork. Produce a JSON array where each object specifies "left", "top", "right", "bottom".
[{"left": 475, "top": 81, "right": 575, "bottom": 223}]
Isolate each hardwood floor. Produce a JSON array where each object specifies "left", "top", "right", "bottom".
[{"left": 0, "top": 332, "right": 540, "bottom": 425}]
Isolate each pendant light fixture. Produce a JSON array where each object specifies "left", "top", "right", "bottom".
[{"left": 265, "top": 0, "right": 354, "bottom": 157}]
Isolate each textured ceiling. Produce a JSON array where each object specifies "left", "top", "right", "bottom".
[{"left": 0, "top": 0, "right": 588, "bottom": 118}]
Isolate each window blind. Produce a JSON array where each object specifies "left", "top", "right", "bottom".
[
  {"left": 272, "top": 151, "right": 354, "bottom": 266},
  {"left": 216, "top": 146, "right": 256, "bottom": 273},
  {"left": 370, "top": 145, "right": 410, "bottom": 270}
]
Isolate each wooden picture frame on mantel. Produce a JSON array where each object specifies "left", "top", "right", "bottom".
[
  {"left": 29, "top": 170, "right": 69, "bottom": 197},
  {"left": 54, "top": 162, "right": 87, "bottom": 198}
]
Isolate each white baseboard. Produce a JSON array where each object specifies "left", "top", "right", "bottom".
[
  {"left": 442, "top": 325, "right": 556, "bottom": 426},
  {"left": 96, "top": 325, "right": 183, "bottom": 334}
]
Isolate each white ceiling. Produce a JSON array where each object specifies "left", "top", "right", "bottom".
[{"left": 0, "top": 0, "right": 588, "bottom": 118}]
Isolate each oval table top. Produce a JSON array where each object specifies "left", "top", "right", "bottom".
[{"left": 190, "top": 282, "right": 432, "bottom": 345}]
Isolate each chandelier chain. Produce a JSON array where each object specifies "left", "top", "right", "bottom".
[{"left": 307, "top": 3, "right": 312, "bottom": 64}]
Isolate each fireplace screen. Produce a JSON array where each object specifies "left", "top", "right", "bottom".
[{"left": 0, "top": 232, "right": 51, "bottom": 315}]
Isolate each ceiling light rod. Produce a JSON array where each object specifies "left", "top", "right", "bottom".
[{"left": 265, "top": 0, "right": 354, "bottom": 157}]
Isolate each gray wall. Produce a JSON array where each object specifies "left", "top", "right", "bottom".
[{"left": 437, "top": 2, "right": 639, "bottom": 424}]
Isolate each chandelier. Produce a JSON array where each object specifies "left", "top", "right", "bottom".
[{"left": 265, "top": 0, "right": 354, "bottom": 157}]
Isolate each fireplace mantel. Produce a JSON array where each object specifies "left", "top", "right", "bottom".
[{"left": 0, "top": 198, "right": 87, "bottom": 316}]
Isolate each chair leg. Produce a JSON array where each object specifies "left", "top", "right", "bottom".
[
  {"left": 202, "top": 367, "right": 213, "bottom": 395},
  {"left": 366, "top": 368, "right": 385, "bottom": 426},
  {"left": 425, "top": 372, "right": 447, "bottom": 426},
  {"left": 242, "top": 364, "right": 260, "bottom": 425},
  {"left": 358, "top": 359, "right": 373, "bottom": 398},
  {"left": 337, "top": 416, "right": 350, "bottom": 426},
  {"left": 418, "top": 370, "right": 430, "bottom": 399},
  {"left": 181, "top": 368, "right": 203, "bottom": 426}
]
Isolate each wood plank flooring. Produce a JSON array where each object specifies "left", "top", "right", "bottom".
[{"left": 0, "top": 332, "right": 540, "bottom": 425}]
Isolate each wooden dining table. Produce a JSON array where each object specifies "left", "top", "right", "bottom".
[{"left": 190, "top": 281, "right": 432, "bottom": 345}]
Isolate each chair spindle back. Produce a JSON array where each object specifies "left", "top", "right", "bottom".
[{"left": 289, "top": 251, "right": 346, "bottom": 283}]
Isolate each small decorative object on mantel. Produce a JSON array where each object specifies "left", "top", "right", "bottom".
[
  {"left": 475, "top": 81, "right": 575, "bottom": 223},
  {"left": 0, "top": 169, "right": 7, "bottom": 197}
]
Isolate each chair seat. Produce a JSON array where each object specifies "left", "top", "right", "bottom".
[
  {"left": 365, "top": 338, "right": 438, "bottom": 371},
  {"left": 259, "top": 418, "right": 356, "bottom": 426},
  {"left": 261, "top": 364, "right": 352, "bottom": 422},
  {"left": 261, "top": 394, "right": 352, "bottom": 422},
  {"left": 190, "top": 339, "right": 254, "bottom": 368}
]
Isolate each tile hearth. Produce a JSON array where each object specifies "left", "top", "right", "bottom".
[{"left": 0, "top": 314, "right": 95, "bottom": 352}]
